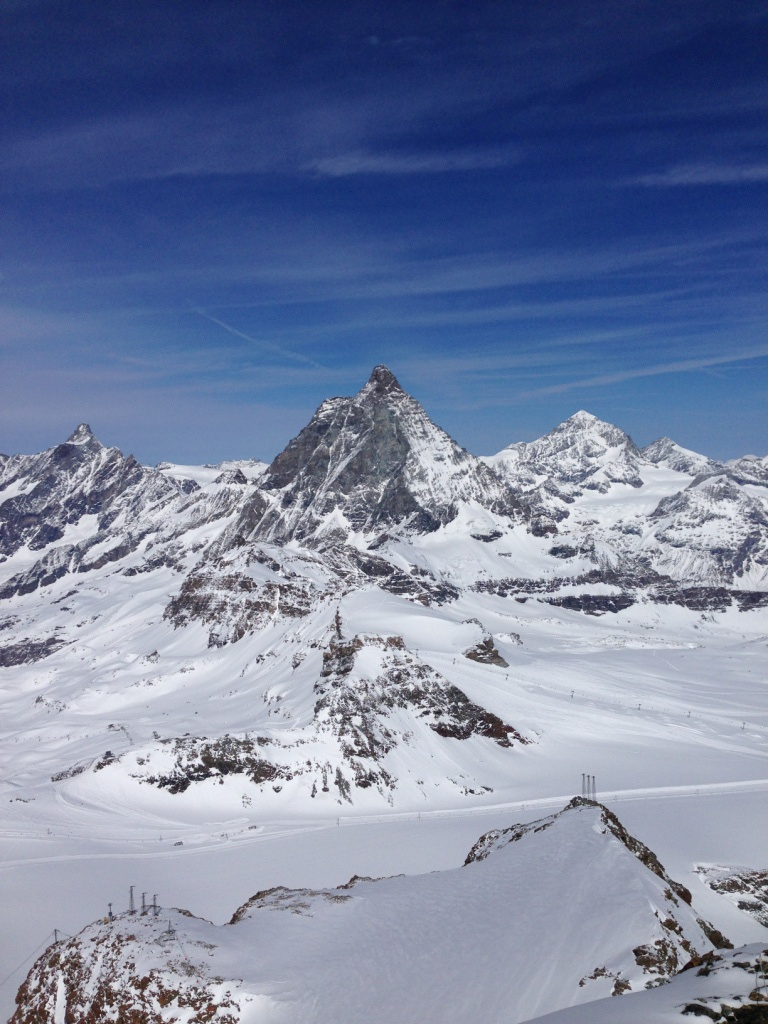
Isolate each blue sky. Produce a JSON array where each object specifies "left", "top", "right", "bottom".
[{"left": 1, "top": 0, "right": 767, "bottom": 464}]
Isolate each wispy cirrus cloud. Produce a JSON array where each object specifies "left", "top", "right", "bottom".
[
  {"left": 514, "top": 344, "right": 768, "bottom": 399},
  {"left": 307, "top": 147, "right": 521, "bottom": 177},
  {"left": 631, "top": 162, "right": 768, "bottom": 187}
]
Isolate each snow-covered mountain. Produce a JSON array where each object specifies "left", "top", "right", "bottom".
[
  {"left": 1, "top": 367, "right": 767, "bottom": 810},
  {"left": 9, "top": 799, "right": 740, "bottom": 1024},
  {"left": 223, "top": 364, "right": 522, "bottom": 547},
  {"left": 2, "top": 366, "right": 767, "bottom": 1023},
  {"left": 641, "top": 436, "right": 723, "bottom": 477},
  {"left": 488, "top": 409, "right": 645, "bottom": 495},
  {"left": 1, "top": 367, "right": 766, "bottom": 804},
  {"left": 486, "top": 409, "right": 768, "bottom": 590}
]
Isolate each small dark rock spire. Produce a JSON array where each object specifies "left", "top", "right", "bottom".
[
  {"left": 365, "top": 365, "right": 403, "bottom": 394},
  {"left": 66, "top": 423, "right": 96, "bottom": 444}
]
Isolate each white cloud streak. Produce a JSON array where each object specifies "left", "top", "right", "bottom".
[
  {"left": 188, "top": 305, "right": 326, "bottom": 370},
  {"left": 515, "top": 345, "right": 768, "bottom": 398},
  {"left": 307, "top": 147, "right": 521, "bottom": 177},
  {"left": 632, "top": 163, "right": 768, "bottom": 187}
]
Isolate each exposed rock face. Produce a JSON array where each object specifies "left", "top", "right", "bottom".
[
  {"left": 647, "top": 474, "right": 768, "bottom": 585},
  {"left": 122, "top": 631, "right": 527, "bottom": 803},
  {"left": 464, "top": 636, "right": 509, "bottom": 666},
  {"left": 696, "top": 865, "right": 768, "bottom": 928},
  {"left": 10, "top": 912, "right": 247, "bottom": 1024},
  {"left": 224, "top": 365, "right": 522, "bottom": 546},
  {"left": 164, "top": 565, "right": 318, "bottom": 647},
  {"left": 313, "top": 633, "right": 525, "bottom": 755},
  {"left": 727, "top": 454, "right": 768, "bottom": 487},
  {"left": 0, "top": 634, "right": 65, "bottom": 665}
]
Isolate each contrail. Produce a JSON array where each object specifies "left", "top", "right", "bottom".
[{"left": 188, "top": 304, "right": 326, "bottom": 370}]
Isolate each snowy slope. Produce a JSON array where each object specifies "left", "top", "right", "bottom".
[
  {"left": 532, "top": 942, "right": 768, "bottom": 1024},
  {"left": 9, "top": 800, "right": 739, "bottom": 1024},
  {"left": 2, "top": 366, "right": 767, "bottom": 1023}
]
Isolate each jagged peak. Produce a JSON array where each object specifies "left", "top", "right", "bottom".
[
  {"left": 643, "top": 436, "right": 697, "bottom": 458},
  {"left": 642, "top": 436, "right": 720, "bottom": 474},
  {"left": 558, "top": 410, "right": 623, "bottom": 435},
  {"left": 66, "top": 423, "right": 97, "bottom": 445},
  {"left": 358, "top": 364, "right": 406, "bottom": 399},
  {"left": 547, "top": 410, "right": 639, "bottom": 456},
  {"left": 644, "top": 435, "right": 675, "bottom": 450}
]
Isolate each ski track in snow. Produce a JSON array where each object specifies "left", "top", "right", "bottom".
[{"left": 3, "top": 777, "right": 768, "bottom": 856}]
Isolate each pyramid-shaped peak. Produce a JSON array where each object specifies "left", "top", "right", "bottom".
[
  {"left": 553, "top": 410, "right": 635, "bottom": 446},
  {"left": 642, "top": 436, "right": 719, "bottom": 475},
  {"left": 563, "top": 410, "right": 608, "bottom": 429},
  {"left": 66, "top": 423, "right": 97, "bottom": 445},
  {"left": 360, "top": 364, "right": 405, "bottom": 397},
  {"left": 234, "top": 362, "right": 519, "bottom": 544}
]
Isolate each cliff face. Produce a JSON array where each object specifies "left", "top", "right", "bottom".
[{"left": 224, "top": 365, "right": 522, "bottom": 546}]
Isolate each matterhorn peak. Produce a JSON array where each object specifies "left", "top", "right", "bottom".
[
  {"left": 358, "top": 364, "right": 405, "bottom": 400},
  {"left": 224, "top": 364, "right": 520, "bottom": 545},
  {"left": 66, "top": 423, "right": 97, "bottom": 445}
]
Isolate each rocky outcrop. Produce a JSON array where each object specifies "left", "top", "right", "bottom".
[
  {"left": 696, "top": 865, "right": 768, "bottom": 928},
  {"left": 118, "top": 631, "right": 527, "bottom": 804},
  {"left": 164, "top": 565, "right": 318, "bottom": 647},
  {"left": 10, "top": 912, "right": 246, "bottom": 1024}
]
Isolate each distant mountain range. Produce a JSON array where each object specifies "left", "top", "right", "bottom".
[
  {"left": 1, "top": 364, "right": 767, "bottom": 810},
  {"left": 4, "top": 366, "right": 768, "bottom": 1024}
]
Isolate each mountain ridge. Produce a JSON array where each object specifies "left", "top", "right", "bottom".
[
  {"left": 9, "top": 800, "right": 738, "bottom": 1024},
  {"left": 0, "top": 365, "right": 766, "bottom": 808}
]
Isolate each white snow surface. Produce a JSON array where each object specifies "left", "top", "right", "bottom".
[
  {"left": 11, "top": 800, "right": 747, "bottom": 1024},
  {"left": 2, "top": 380, "right": 768, "bottom": 1022}
]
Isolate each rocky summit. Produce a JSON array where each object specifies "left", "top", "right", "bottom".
[{"left": 224, "top": 364, "right": 521, "bottom": 546}]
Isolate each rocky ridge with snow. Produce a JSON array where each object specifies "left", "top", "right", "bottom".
[{"left": 11, "top": 799, "right": 754, "bottom": 1024}]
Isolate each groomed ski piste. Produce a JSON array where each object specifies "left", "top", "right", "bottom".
[{"left": 3, "top": 592, "right": 767, "bottom": 1022}]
